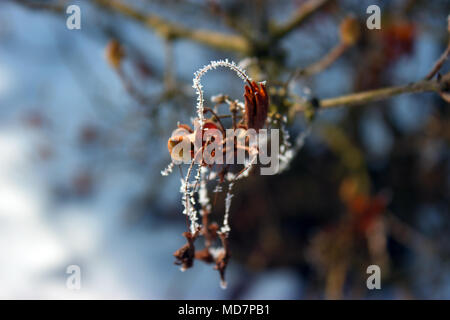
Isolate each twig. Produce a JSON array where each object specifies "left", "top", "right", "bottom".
[
  {"left": 271, "top": 0, "right": 332, "bottom": 39},
  {"left": 203, "top": 107, "right": 226, "bottom": 133},
  {"left": 304, "top": 42, "right": 349, "bottom": 76},
  {"left": 93, "top": 0, "right": 250, "bottom": 53},
  {"left": 426, "top": 15, "right": 450, "bottom": 80},
  {"left": 206, "top": 0, "right": 253, "bottom": 40},
  {"left": 386, "top": 214, "right": 437, "bottom": 256},
  {"left": 287, "top": 15, "right": 360, "bottom": 87},
  {"left": 425, "top": 42, "right": 450, "bottom": 80},
  {"left": 290, "top": 42, "right": 349, "bottom": 83},
  {"left": 11, "top": 0, "right": 65, "bottom": 13},
  {"left": 116, "top": 67, "right": 154, "bottom": 108},
  {"left": 294, "top": 72, "right": 450, "bottom": 112},
  {"left": 163, "top": 38, "right": 175, "bottom": 91}
]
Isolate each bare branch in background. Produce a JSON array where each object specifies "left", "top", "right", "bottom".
[
  {"left": 206, "top": 0, "right": 253, "bottom": 40},
  {"left": 93, "top": 0, "right": 250, "bottom": 53},
  {"left": 271, "top": 0, "right": 333, "bottom": 39},
  {"left": 386, "top": 214, "right": 438, "bottom": 257},
  {"left": 163, "top": 38, "right": 175, "bottom": 91},
  {"left": 425, "top": 16, "right": 450, "bottom": 80},
  {"left": 11, "top": 0, "right": 65, "bottom": 13},
  {"left": 289, "top": 16, "right": 361, "bottom": 81},
  {"left": 296, "top": 41, "right": 349, "bottom": 78},
  {"left": 295, "top": 72, "right": 450, "bottom": 111}
]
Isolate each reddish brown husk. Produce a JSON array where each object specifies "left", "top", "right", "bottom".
[
  {"left": 173, "top": 231, "right": 198, "bottom": 270},
  {"left": 244, "top": 81, "right": 269, "bottom": 131}
]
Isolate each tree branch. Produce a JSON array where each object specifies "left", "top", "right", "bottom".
[
  {"left": 289, "top": 41, "right": 349, "bottom": 84},
  {"left": 425, "top": 42, "right": 450, "bottom": 80},
  {"left": 425, "top": 18, "right": 450, "bottom": 80},
  {"left": 11, "top": 0, "right": 65, "bottom": 13},
  {"left": 271, "top": 0, "right": 332, "bottom": 39},
  {"left": 93, "top": 0, "right": 250, "bottom": 53},
  {"left": 294, "top": 72, "right": 450, "bottom": 112}
]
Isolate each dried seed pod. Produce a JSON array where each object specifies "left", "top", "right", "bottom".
[
  {"left": 244, "top": 81, "right": 269, "bottom": 131},
  {"left": 173, "top": 231, "right": 197, "bottom": 271}
]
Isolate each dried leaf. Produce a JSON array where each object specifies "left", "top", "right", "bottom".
[{"left": 173, "top": 231, "right": 198, "bottom": 271}]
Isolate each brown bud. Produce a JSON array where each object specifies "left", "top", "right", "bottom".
[
  {"left": 340, "top": 17, "right": 361, "bottom": 46},
  {"left": 105, "top": 39, "right": 125, "bottom": 69}
]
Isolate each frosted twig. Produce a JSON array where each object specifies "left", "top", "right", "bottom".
[
  {"left": 193, "top": 59, "right": 251, "bottom": 129},
  {"left": 221, "top": 182, "right": 234, "bottom": 234},
  {"left": 189, "top": 59, "right": 252, "bottom": 234},
  {"left": 278, "top": 116, "right": 311, "bottom": 173},
  {"left": 220, "top": 154, "right": 257, "bottom": 234},
  {"left": 182, "top": 155, "right": 202, "bottom": 233},
  {"left": 161, "top": 161, "right": 175, "bottom": 176},
  {"left": 198, "top": 167, "right": 211, "bottom": 213}
]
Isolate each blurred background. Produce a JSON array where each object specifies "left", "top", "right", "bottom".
[{"left": 0, "top": 0, "right": 449, "bottom": 299}]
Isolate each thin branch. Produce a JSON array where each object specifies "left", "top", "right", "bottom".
[
  {"left": 304, "top": 42, "right": 349, "bottom": 76},
  {"left": 386, "top": 214, "right": 438, "bottom": 256},
  {"left": 163, "top": 38, "right": 175, "bottom": 91},
  {"left": 425, "top": 15, "right": 450, "bottom": 80},
  {"left": 425, "top": 42, "right": 450, "bottom": 80},
  {"left": 287, "top": 16, "right": 360, "bottom": 88},
  {"left": 93, "top": 0, "right": 250, "bottom": 53},
  {"left": 271, "top": 0, "right": 332, "bottom": 39},
  {"left": 294, "top": 72, "right": 450, "bottom": 112},
  {"left": 116, "top": 67, "right": 154, "bottom": 108},
  {"left": 206, "top": 0, "right": 253, "bottom": 40},
  {"left": 11, "top": 0, "right": 65, "bottom": 13},
  {"left": 203, "top": 107, "right": 226, "bottom": 133},
  {"left": 289, "top": 42, "right": 349, "bottom": 85}
]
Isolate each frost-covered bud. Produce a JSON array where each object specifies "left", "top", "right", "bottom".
[{"left": 211, "top": 94, "right": 227, "bottom": 104}]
